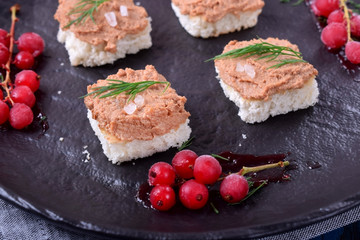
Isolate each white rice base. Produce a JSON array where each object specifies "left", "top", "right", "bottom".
[
  {"left": 57, "top": 18, "right": 152, "bottom": 67},
  {"left": 216, "top": 68, "right": 319, "bottom": 124},
  {"left": 87, "top": 110, "right": 192, "bottom": 164},
  {"left": 171, "top": 3, "right": 262, "bottom": 38}
]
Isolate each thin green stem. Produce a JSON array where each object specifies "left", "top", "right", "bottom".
[
  {"left": 64, "top": 0, "right": 109, "bottom": 28},
  {"left": 207, "top": 40, "right": 307, "bottom": 69}
]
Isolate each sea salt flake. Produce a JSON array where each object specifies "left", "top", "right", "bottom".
[
  {"left": 124, "top": 102, "right": 137, "bottom": 115},
  {"left": 244, "top": 64, "right": 256, "bottom": 79},
  {"left": 82, "top": 149, "right": 91, "bottom": 162},
  {"left": 104, "top": 12, "right": 117, "bottom": 27},
  {"left": 57, "top": 91, "right": 62, "bottom": 95},
  {"left": 59, "top": 137, "right": 64, "bottom": 142},
  {"left": 120, "top": 5, "right": 128, "bottom": 17},
  {"left": 236, "top": 62, "right": 244, "bottom": 72},
  {"left": 135, "top": 2, "right": 140, "bottom": 6},
  {"left": 134, "top": 95, "right": 144, "bottom": 107},
  {"left": 242, "top": 134, "right": 247, "bottom": 139}
]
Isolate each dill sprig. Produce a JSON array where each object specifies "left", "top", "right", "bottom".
[
  {"left": 83, "top": 79, "right": 170, "bottom": 102},
  {"left": 178, "top": 136, "right": 195, "bottom": 151},
  {"left": 280, "top": 0, "right": 304, "bottom": 6},
  {"left": 211, "top": 154, "right": 229, "bottom": 161},
  {"left": 65, "top": 0, "right": 109, "bottom": 28},
  {"left": 348, "top": 0, "right": 360, "bottom": 13},
  {"left": 207, "top": 40, "right": 307, "bottom": 68},
  {"left": 230, "top": 180, "right": 268, "bottom": 205}
]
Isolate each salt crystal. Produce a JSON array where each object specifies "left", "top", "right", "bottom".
[
  {"left": 57, "top": 91, "right": 62, "bottom": 95},
  {"left": 120, "top": 5, "right": 128, "bottom": 17},
  {"left": 124, "top": 102, "right": 137, "bottom": 115},
  {"left": 59, "top": 137, "right": 64, "bottom": 142},
  {"left": 135, "top": 2, "right": 140, "bottom": 6},
  {"left": 242, "top": 134, "right": 247, "bottom": 139},
  {"left": 104, "top": 12, "right": 117, "bottom": 27},
  {"left": 134, "top": 95, "right": 144, "bottom": 107},
  {"left": 244, "top": 64, "right": 256, "bottom": 79},
  {"left": 236, "top": 62, "right": 244, "bottom": 72}
]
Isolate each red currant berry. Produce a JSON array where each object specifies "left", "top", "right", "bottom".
[
  {"left": 172, "top": 150, "right": 198, "bottom": 179},
  {"left": 193, "top": 155, "right": 222, "bottom": 185},
  {"left": 314, "top": 0, "right": 340, "bottom": 17},
  {"left": 150, "top": 185, "right": 176, "bottom": 211},
  {"left": 0, "top": 101, "right": 9, "bottom": 125},
  {"left": 310, "top": 3, "right": 321, "bottom": 16},
  {"left": 220, "top": 174, "right": 249, "bottom": 203},
  {"left": 0, "top": 90, "right": 3, "bottom": 100},
  {"left": 14, "top": 51, "right": 35, "bottom": 69},
  {"left": 148, "top": 162, "right": 176, "bottom": 186},
  {"left": 15, "top": 70, "right": 40, "bottom": 92},
  {"left": 0, "top": 43, "right": 9, "bottom": 66},
  {"left": 179, "top": 179, "right": 208, "bottom": 210},
  {"left": 327, "top": 10, "right": 345, "bottom": 25},
  {"left": 9, "top": 103, "right": 33, "bottom": 129},
  {"left": 321, "top": 23, "right": 347, "bottom": 49},
  {"left": 0, "top": 29, "right": 10, "bottom": 48},
  {"left": 17, "top": 32, "right": 45, "bottom": 57},
  {"left": 10, "top": 85, "right": 36, "bottom": 108},
  {"left": 351, "top": 15, "right": 360, "bottom": 38},
  {"left": 345, "top": 41, "right": 360, "bottom": 64}
]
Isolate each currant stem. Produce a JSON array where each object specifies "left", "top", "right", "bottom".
[
  {"left": 217, "top": 161, "right": 290, "bottom": 181},
  {"left": 2, "top": 4, "right": 20, "bottom": 105},
  {"left": 239, "top": 161, "right": 289, "bottom": 176},
  {"left": 340, "top": 0, "right": 353, "bottom": 42}
]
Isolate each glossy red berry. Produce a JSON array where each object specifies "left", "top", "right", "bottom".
[
  {"left": 17, "top": 32, "right": 45, "bottom": 57},
  {"left": 345, "top": 41, "right": 360, "bottom": 64},
  {"left": 0, "top": 43, "right": 9, "bottom": 66},
  {"left": 9, "top": 103, "right": 33, "bottom": 129},
  {"left": 351, "top": 15, "right": 360, "bottom": 37},
  {"left": 0, "top": 101, "right": 9, "bottom": 125},
  {"left": 0, "top": 90, "right": 3, "bottom": 100},
  {"left": 327, "top": 10, "right": 345, "bottom": 25},
  {"left": 14, "top": 51, "right": 35, "bottom": 69},
  {"left": 310, "top": 3, "right": 321, "bottom": 16},
  {"left": 172, "top": 150, "right": 198, "bottom": 179},
  {"left": 150, "top": 185, "right": 176, "bottom": 211},
  {"left": 15, "top": 70, "right": 40, "bottom": 92},
  {"left": 220, "top": 174, "right": 249, "bottom": 203},
  {"left": 193, "top": 155, "right": 222, "bottom": 185},
  {"left": 321, "top": 23, "right": 348, "bottom": 49},
  {"left": 148, "top": 162, "right": 176, "bottom": 186},
  {"left": 179, "top": 179, "right": 208, "bottom": 210},
  {"left": 10, "top": 85, "right": 36, "bottom": 108},
  {"left": 314, "top": 0, "right": 340, "bottom": 17},
  {"left": 0, "top": 29, "right": 10, "bottom": 48}
]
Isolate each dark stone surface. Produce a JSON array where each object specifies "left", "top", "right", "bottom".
[{"left": 0, "top": 0, "right": 360, "bottom": 239}]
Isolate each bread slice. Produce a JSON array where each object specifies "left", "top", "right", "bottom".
[
  {"left": 57, "top": 20, "right": 152, "bottom": 67},
  {"left": 171, "top": 2, "right": 262, "bottom": 38},
  {"left": 216, "top": 67, "right": 319, "bottom": 123},
  {"left": 87, "top": 110, "right": 191, "bottom": 164}
]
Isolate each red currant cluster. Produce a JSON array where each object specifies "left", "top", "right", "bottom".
[
  {"left": 0, "top": 6, "right": 45, "bottom": 129},
  {"left": 311, "top": 0, "right": 360, "bottom": 64},
  {"left": 147, "top": 150, "right": 249, "bottom": 211}
]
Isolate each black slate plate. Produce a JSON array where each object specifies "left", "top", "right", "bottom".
[{"left": 1, "top": 0, "right": 360, "bottom": 239}]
